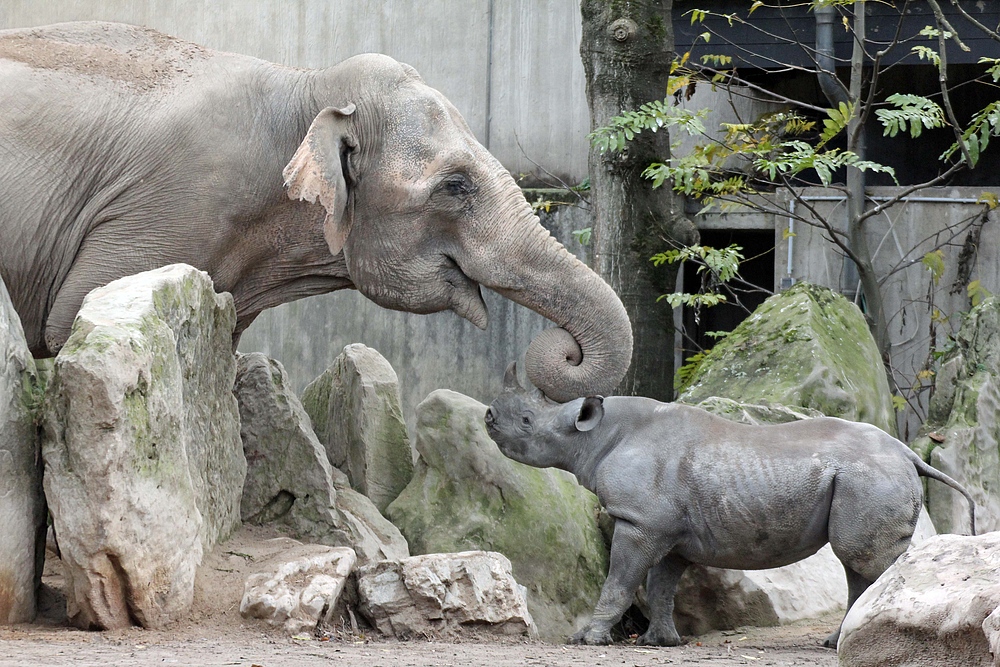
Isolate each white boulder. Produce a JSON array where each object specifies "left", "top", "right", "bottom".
[
  {"left": 0, "top": 277, "right": 44, "bottom": 624},
  {"left": 300, "top": 344, "right": 414, "bottom": 513},
  {"left": 240, "top": 544, "right": 357, "bottom": 635},
  {"left": 838, "top": 532, "right": 1000, "bottom": 667},
  {"left": 235, "top": 352, "right": 409, "bottom": 564},
  {"left": 41, "top": 264, "right": 245, "bottom": 629},
  {"left": 356, "top": 551, "right": 537, "bottom": 639}
]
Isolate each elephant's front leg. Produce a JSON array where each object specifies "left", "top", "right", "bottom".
[
  {"left": 638, "top": 554, "right": 689, "bottom": 646},
  {"left": 570, "top": 519, "right": 660, "bottom": 645}
]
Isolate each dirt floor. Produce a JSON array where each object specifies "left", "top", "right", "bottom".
[{"left": 0, "top": 526, "right": 840, "bottom": 667}]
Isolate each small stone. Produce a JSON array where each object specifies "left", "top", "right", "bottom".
[{"left": 240, "top": 544, "right": 357, "bottom": 635}]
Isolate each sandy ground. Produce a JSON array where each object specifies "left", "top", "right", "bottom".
[{"left": 0, "top": 526, "right": 840, "bottom": 667}]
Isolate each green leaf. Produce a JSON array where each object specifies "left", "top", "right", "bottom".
[
  {"left": 911, "top": 45, "right": 941, "bottom": 68},
  {"left": 969, "top": 280, "right": 992, "bottom": 307},
  {"left": 876, "top": 95, "right": 945, "bottom": 139},
  {"left": 922, "top": 249, "right": 945, "bottom": 285},
  {"left": 819, "top": 102, "right": 854, "bottom": 145}
]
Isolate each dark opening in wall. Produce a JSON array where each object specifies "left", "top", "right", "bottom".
[{"left": 680, "top": 229, "right": 775, "bottom": 356}]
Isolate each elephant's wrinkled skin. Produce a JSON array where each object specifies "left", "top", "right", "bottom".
[
  {"left": 0, "top": 22, "right": 631, "bottom": 401},
  {"left": 485, "top": 366, "right": 977, "bottom": 648}
]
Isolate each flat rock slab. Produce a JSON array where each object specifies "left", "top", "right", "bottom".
[
  {"left": 356, "top": 551, "right": 536, "bottom": 639},
  {"left": 240, "top": 544, "right": 357, "bottom": 635},
  {"left": 838, "top": 532, "right": 1000, "bottom": 667},
  {"left": 0, "top": 277, "right": 44, "bottom": 624},
  {"left": 42, "top": 264, "right": 245, "bottom": 629}
]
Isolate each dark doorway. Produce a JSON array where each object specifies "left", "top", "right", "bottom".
[{"left": 680, "top": 229, "right": 775, "bottom": 355}]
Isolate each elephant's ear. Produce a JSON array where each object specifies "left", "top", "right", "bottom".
[{"left": 283, "top": 104, "right": 357, "bottom": 256}]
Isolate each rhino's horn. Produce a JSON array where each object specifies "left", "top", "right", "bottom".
[{"left": 503, "top": 361, "right": 520, "bottom": 390}]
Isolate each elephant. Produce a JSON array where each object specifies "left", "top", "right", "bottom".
[
  {"left": 485, "top": 365, "right": 977, "bottom": 648},
  {"left": 0, "top": 21, "right": 632, "bottom": 402}
]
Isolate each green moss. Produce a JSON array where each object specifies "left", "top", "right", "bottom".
[
  {"left": 389, "top": 455, "right": 607, "bottom": 618},
  {"left": 646, "top": 14, "right": 667, "bottom": 40}
]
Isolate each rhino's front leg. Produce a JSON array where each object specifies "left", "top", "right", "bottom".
[
  {"left": 570, "top": 519, "right": 660, "bottom": 645},
  {"left": 638, "top": 554, "right": 689, "bottom": 646}
]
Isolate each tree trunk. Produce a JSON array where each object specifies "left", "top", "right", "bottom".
[{"left": 580, "top": 0, "right": 696, "bottom": 401}]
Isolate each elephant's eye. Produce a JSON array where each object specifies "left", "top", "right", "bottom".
[{"left": 441, "top": 173, "right": 474, "bottom": 197}]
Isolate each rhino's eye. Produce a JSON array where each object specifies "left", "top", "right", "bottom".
[{"left": 521, "top": 415, "right": 532, "bottom": 427}]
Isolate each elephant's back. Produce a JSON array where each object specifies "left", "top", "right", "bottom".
[{"left": 0, "top": 21, "right": 219, "bottom": 93}]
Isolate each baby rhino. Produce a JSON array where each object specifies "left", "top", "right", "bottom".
[{"left": 484, "top": 364, "right": 977, "bottom": 648}]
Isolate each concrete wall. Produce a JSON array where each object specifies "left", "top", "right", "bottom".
[{"left": 0, "top": 0, "right": 591, "bottom": 184}]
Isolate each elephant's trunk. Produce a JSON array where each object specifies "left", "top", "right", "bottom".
[{"left": 482, "top": 217, "right": 633, "bottom": 403}]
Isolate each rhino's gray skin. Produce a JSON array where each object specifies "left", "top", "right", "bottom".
[{"left": 484, "top": 365, "right": 977, "bottom": 648}]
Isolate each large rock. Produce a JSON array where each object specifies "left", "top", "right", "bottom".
[
  {"left": 356, "top": 551, "right": 536, "bottom": 639},
  {"left": 838, "top": 532, "right": 1000, "bottom": 667},
  {"left": 235, "top": 352, "right": 408, "bottom": 564},
  {"left": 985, "top": 607, "right": 1000, "bottom": 666},
  {"left": 911, "top": 297, "right": 1000, "bottom": 534},
  {"left": 385, "top": 389, "right": 607, "bottom": 640},
  {"left": 301, "top": 344, "right": 413, "bottom": 513},
  {"left": 0, "top": 278, "right": 44, "bottom": 624},
  {"left": 673, "top": 546, "right": 846, "bottom": 636},
  {"left": 679, "top": 282, "right": 897, "bottom": 436},
  {"left": 41, "top": 264, "right": 246, "bottom": 629},
  {"left": 240, "top": 544, "right": 357, "bottom": 635}
]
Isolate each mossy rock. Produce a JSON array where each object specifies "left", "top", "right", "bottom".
[
  {"left": 679, "top": 282, "right": 896, "bottom": 436},
  {"left": 911, "top": 297, "right": 1000, "bottom": 534},
  {"left": 386, "top": 390, "right": 608, "bottom": 641}
]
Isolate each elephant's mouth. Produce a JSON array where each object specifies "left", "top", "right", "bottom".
[{"left": 443, "top": 255, "right": 488, "bottom": 330}]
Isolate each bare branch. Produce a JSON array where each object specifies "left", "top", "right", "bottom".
[{"left": 947, "top": 0, "right": 1000, "bottom": 42}]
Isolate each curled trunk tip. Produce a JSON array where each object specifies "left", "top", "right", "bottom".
[{"left": 524, "top": 322, "right": 633, "bottom": 403}]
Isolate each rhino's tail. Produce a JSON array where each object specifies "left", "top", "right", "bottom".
[{"left": 907, "top": 449, "right": 977, "bottom": 536}]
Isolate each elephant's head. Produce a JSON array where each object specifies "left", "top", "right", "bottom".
[{"left": 284, "top": 54, "right": 632, "bottom": 402}]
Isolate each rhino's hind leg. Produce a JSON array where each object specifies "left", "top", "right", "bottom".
[
  {"left": 570, "top": 519, "right": 661, "bottom": 646},
  {"left": 638, "top": 554, "right": 689, "bottom": 646},
  {"left": 824, "top": 567, "right": 873, "bottom": 648}
]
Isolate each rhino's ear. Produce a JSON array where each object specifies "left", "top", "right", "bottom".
[
  {"left": 575, "top": 396, "right": 605, "bottom": 432},
  {"left": 283, "top": 104, "right": 358, "bottom": 256}
]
